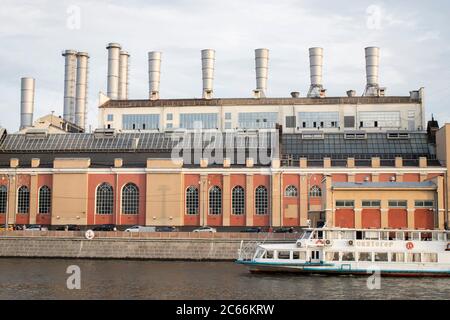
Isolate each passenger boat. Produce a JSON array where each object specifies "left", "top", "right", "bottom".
[{"left": 236, "top": 228, "right": 450, "bottom": 277}]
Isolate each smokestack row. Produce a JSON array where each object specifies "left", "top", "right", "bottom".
[{"left": 62, "top": 49, "right": 89, "bottom": 129}]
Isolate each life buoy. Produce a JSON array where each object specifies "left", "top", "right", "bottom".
[
  {"left": 348, "top": 240, "right": 354, "bottom": 246},
  {"left": 406, "top": 242, "right": 414, "bottom": 250},
  {"left": 325, "top": 239, "right": 332, "bottom": 246},
  {"left": 315, "top": 239, "right": 324, "bottom": 245}
]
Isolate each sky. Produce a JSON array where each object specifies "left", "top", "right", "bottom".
[{"left": 1, "top": 0, "right": 450, "bottom": 132}]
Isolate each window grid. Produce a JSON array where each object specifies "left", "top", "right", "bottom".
[
  {"left": 388, "top": 200, "right": 407, "bottom": 208},
  {"left": 17, "top": 186, "right": 30, "bottom": 214},
  {"left": 0, "top": 185, "right": 7, "bottom": 214},
  {"left": 238, "top": 112, "right": 278, "bottom": 129},
  {"left": 209, "top": 186, "right": 222, "bottom": 215},
  {"left": 186, "top": 186, "right": 199, "bottom": 215},
  {"left": 255, "top": 186, "right": 269, "bottom": 215},
  {"left": 309, "top": 185, "right": 322, "bottom": 197},
  {"left": 96, "top": 183, "right": 114, "bottom": 215},
  {"left": 285, "top": 185, "right": 298, "bottom": 197},
  {"left": 38, "top": 186, "right": 51, "bottom": 214},
  {"left": 358, "top": 111, "right": 400, "bottom": 128},
  {"left": 335, "top": 200, "right": 355, "bottom": 208},
  {"left": 362, "top": 200, "right": 381, "bottom": 208},
  {"left": 298, "top": 112, "right": 339, "bottom": 128},
  {"left": 414, "top": 200, "right": 434, "bottom": 208},
  {"left": 232, "top": 186, "right": 245, "bottom": 215},
  {"left": 122, "top": 114, "right": 160, "bottom": 130},
  {"left": 180, "top": 113, "right": 218, "bottom": 129},
  {"left": 122, "top": 183, "right": 139, "bottom": 214}
]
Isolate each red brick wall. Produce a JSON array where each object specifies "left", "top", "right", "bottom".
[
  {"left": 414, "top": 209, "right": 434, "bottom": 229},
  {"left": 388, "top": 209, "right": 407, "bottom": 229},
  {"left": 335, "top": 209, "right": 355, "bottom": 228},
  {"left": 283, "top": 174, "right": 299, "bottom": 226},
  {"left": 355, "top": 174, "right": 371, "bottom": 183},
  {"left": 332, "top": 174, "right": 347, "bottom": 183},
  {"left": 361, "top": 209, "right": 381, "bottom": 228},
  {"left": 403, "top": 173, "right": 420, "bottom": 182}
]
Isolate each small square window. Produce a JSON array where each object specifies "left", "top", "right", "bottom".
[
  {"left": 225, "top": 122, "right": 232, "bottom": 129},
  {"left": 166, "top": 113, "right": 173, "bottom": 121},
  {"left": 225, "top": 113, "right": 232, "bottom": 120},
  {"left": 166, "top": 123, "right": 173, "bottom": 129},
  {"left": 107, "top": 114, "right": 113, "bottom": 121}
]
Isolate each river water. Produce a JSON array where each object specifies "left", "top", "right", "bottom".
[{"left": 0, "top": 258, "right": 448, "bottom": 299}]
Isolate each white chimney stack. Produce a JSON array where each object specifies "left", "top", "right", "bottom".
[
  {"left": 75, "top": 52, "right": 89, "bottom": 129},
  {"left": 148, "top": 51, "right": 162, "bottom": 100},
  {"left": 20, "top": 77, "right": 35, "bottom": 130},
  {"left": 201, "top": 49, "right": 215, "bottom": 99},
  {"left": 254, "top": 48, "right": 269, "bottom": 98},
  {"left": 118, "top": 50, "right": 130, "bottom": 100},
  {"left": 106, "top": 43, "right": 121, "bottom": 100},
  {"left": 307, "top": 47, "right": 325, "bottom": 98},
  {"left": 62, "top": 49, "right": 77, "bottom": 123},
  {"left": 364, "top": 47, "right": 384, "bottom": 96}
]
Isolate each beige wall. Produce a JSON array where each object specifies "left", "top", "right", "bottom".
[
  {"left": 52, "top": 173, "right": 88, "bottom": 225},
  {"left": 146, "top": 172, "right": 183, "bottom": 226},
  {"left": 436, "top": 124, "right": 450, "bottom": 228}
]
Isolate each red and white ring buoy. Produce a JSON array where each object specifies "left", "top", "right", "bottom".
[{"left": 406, "top": 241, "right": 414, "bottom": 250}]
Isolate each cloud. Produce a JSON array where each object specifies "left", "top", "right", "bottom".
[{"left": 0, "top": 0, "right": 449, "bottom": 132}]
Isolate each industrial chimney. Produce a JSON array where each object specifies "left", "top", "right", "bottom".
[
  {"left": 364, "top": 47, "right": 385, "bottom": 96},
  {"left": 75, "top": 52, "right": 89, "bottom": 129},
  {"left": 118, "top": 50, "right": 130, "bottom": 100},
  {"left": 307, "top": 47, "right": 326, "bottom": 98},
  {"left": 62, "top": 49, "right": 77, "bottom": 123},
  {"left": 254, "top": 48, "right": 269, "bottom": 98},
  {"left": 148, "top": 51, "right": 162, "bottom": 100},
  {"left": 106, "top": 43, "right": 121, "bottom": 100},
  {"left": 201, "top": 49, "right": 215, "bottom": 99},
  {"left": 20, "top": 77, "right": 35, "bottom": 130}
]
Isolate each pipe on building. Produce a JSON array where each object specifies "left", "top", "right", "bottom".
[
  {"left": 106, "top": 43, "right": 121, "bottom": 100},
  {"left": 118, "top": 50, "right": 130, "bottom": 100},
  {"left": 307, "top": 47, "right": 325, "bottom": 98},
  {"left": 364, "top": 46, "right": 380, "bottom": 96},
  {"left": 75, "top": 52, "right": 89, "bottom": 129},
  {"left": 201, "top": 49, "right": 215, "bottom": 99},
  {"left": 62, "top": 49, "right": 78, "bottom": 123},
  {"left": 148, "top": 51, "right": 162, "bottom": 100},
  {"left": 254, "top": 48, "right": 269, "bottom": 98},
  {"left": 20, "top": 77, "right": 35, "bottom": 130}
]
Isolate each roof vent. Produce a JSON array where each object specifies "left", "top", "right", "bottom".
[
  {"left": 25, "top": 129, "right": 48, "bottom": 139},
  {"left": 94, "top": 128, "right": 116, "bottom": 138},
  {"left": 290, "top": 91, "right": 300, "bottom": 98},
  {"left": 346, "top": 90, "right": 356, "bottom": 97},
  {"left": 301, "top": 131, "right": 324, "bottom": 140},
  {"left": 344, "top": 132, "right": 367, "bottom": 140},
  {"left": 387, "top": 132, "right": 410, "bottom": 140}
]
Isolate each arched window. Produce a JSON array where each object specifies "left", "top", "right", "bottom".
[
  {"left": 38, "top": 186, "right": 51, "bottom": 214},
  {"left": 285, "top": 185, "right": 298, "bottom": 197},
  {"left": 232, "top": 186, "right": 245, "bottom": 215},
  {"left": 186, "top": 186, "right": 199, "bottom": 215},
  {"left": 255, "top": 185, "right": 268, "bottom": 215},
  {"left": 0, "top": 185, "right": 7, "bottom": 214},
  {"left": 209, "top": 186, "right": 222, "bottom": 215},
  {"left": 122, "top": 183, "right": 139, "bottom": 214},
  {"left": 309, "top": 185, "right": 322, "bottom": 197},
  {"left": 96, "top": 183, "right": 114, "bottom": 215},
  {"left": 17, "top": 186, "right": 30, "bottom": 214}
]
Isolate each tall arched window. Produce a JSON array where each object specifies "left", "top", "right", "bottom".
[
  {"left": 209, "top": 186, "right": 222, "bottom": 215},
  {"left": 122, "top": 183, "right": 139, "bottom": 214},
  {"left": 96, "top": 183, "right": 114, "bottom": 215},
  {"left": 255, "top": 185, "right": 268, "bottom": 215},
  {"left": 232, "top": 186, "right": 245, "bottom": 215},
  {"left": 309, "top": 185, "right": 322, "bottom": 197},
  {"left": 186, "top": 186, "right": 199, "bottom": 215},
  {"left": 0, "top": 185, "right": 7, "bottom": 214},
  {"left": 17, "top": 186, "right": 30, "bottom": 214},
  {"left": 285, "top": 185, "right": 298, "bottom": 197},
  {"left": 38, "top": 186, "right": 51, "bottom": 214}
]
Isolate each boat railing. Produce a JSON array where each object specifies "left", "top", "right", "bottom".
[{"left": 238, "top": 240, "right": 261, "bottom": 261}]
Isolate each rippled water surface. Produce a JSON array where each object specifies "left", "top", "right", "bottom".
[{"left": 0, "top": 258, "right": 448, "bottom": 299}]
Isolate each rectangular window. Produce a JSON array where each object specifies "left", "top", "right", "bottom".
[
  {"left": 277, "top": 251, "right": 291, "bottom": 259},
  {"left": 107, "top": 114, "right": 114, "bottom": 121},
  {"left": 166, "top": 113, "right": 173, "bottom": 121},
  {"left": 358, "top": 111, "right": 400, "bottom": 128},
  {"left": 224, "top": 122, "right": 232, "bottom": 130},
  {"left": 293, "top": 251, "right": 306, "bottom": 260},
  {"left": 407, "top": 253, "right": 421, "bottom": 263},
  {"left": 362, "top": 200, "right": 381, "bottom": 208},
  {"left": 238, "top": 112, "right": 278, "bottom": 129},
  {"left": 325, "top": 252, "right": 340, "bottom": 261},
  {"left": 335, "top": 200, "right": 355, "bottom": 208},
  {"left": 421, "top": 253, "right": 438, "bottom": 263},
  {"left": 358, "top": 252, "right": 372, "bottom": 262},
  {"left": 180, "top": 113, "right": 218, "bottom": 129},
  {"left": 166, "top": 123, "right": 173, "bottom": 129},
  {"left": 414, "top": 200, "right": 434, "bottom": 208},
  {"left": 391, "top": 252, "right": 405, "bottom": 262},
  {"left": 374, "top": 252, "right": 388, "bottom": 262},
  {"left": 285, "top": 116, "right": 296, "bottom": 128},
  {"left": 344, "top": 116, "right": 355, "bottom": 128},
  {"left": 342, "top": 252, "right": 355, "bottom": 261},
  {"left": 298, "top": 112, "right": 339, "bottom": 129},
  {"left": 388, "top": 200, "right": 407, "bottom": 208},
  {"left": 224, "top": 112, "right": 232, "bottom": 120},
  {"left": 122, "top": 114, "right": 160, "bottom": 130},
  {"left": 265, "top": 251, "right": 274, "bottom": 259}
]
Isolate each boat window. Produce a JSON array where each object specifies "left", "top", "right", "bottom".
[
  {"left": 411, "top": 232, "right": 420, "bottom": 240},
  {"left": 265, "top": 251, "right": 274, "bottom": 259},
  {"left": 255, "top": 249, "right": 265, "bottom": 259},
  {"left": 342, "top": 252, "right": 355, "bottom": 261},
  {"left": 420, "top": 232, "right": 432, "bottom": 241},
  {"left": 277, "top": 251, "right": 291, "bottom": 259},
  {"left": 317, "top": 231, "right": 323, "bottom": 239},
  {"left": 341, "top": 231, "right": 354, "bottom": 240},
  {"left": 301, "top": 230, "right": 312, "bottom": 240},
  {"left": 364, "top": 231, "right": 379, "bottom": 240},
  {"left": 422, "top": 253, "right": 438, "bottom": 263},
  {"left": 325, "top": 252, "right": 339, "bottom": 261},
  {"left": 380, "top": 232, "right": 389, "bottom": 240},
  {"left": 374, "top": 252, "right": 388, "bottom": 262},
  {"left": 358, "top": 252, "right": 372, "bottom": 262},
  {"left": 391, "top": 253, "right": 405, "bottom": 262},
  {"left": 356, "top": 231, "right": 363, "bottom": 240},
  {"left": 395, "top": 232, "right": 404, "bottom": 240},
  {"left": 407, "top": 253, "right": 421, "bottom": 263}
]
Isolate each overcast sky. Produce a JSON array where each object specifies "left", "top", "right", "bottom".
[{"left": 1, "top": 0, "right": 450, "bottom": 132}]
